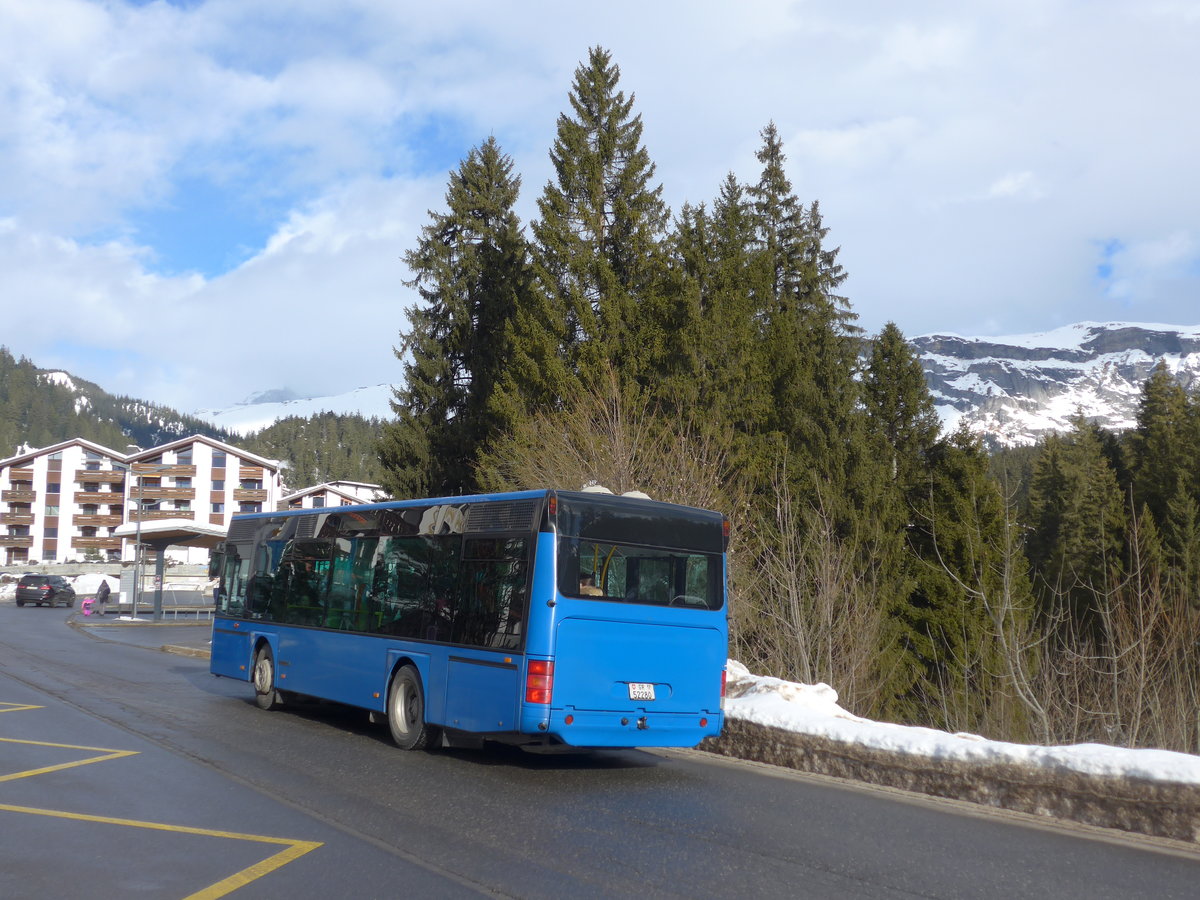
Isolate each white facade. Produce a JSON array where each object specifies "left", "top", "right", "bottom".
[
  {"left": 0, "top": 439, "right": 127, "bottom": 564},
  {"left": 126, "top": 436, "right": 284, "bottom": 564},
  {"left": 278, "top": 480, "right": 385, "bottom": 511},
  {"left": 0, "top": 435, "right": 284, "bottom": 566}
]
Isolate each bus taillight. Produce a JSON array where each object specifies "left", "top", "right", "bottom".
[
  {"left": 720, "top": 668, "right": 727, "bottom": 706},
  {"left": 525, "top": 660, "right": 554, "bottom": 704}
]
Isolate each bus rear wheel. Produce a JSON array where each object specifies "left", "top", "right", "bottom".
[
  {"left": 388, "top": 665, "right": 438, "bottom": 751},
  {"left": 253, "top": 646, "right": 283, "bottom": 711}
]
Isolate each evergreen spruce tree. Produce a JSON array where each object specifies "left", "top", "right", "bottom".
[
  {"left": 379, "top": 137, "right": 532, "bottom": 498},
  {"left": 902, "top": 428, "right": 1037, "bottom": 733},
  {"left": 1129, "top": 360, "right": 1196, "bottom": 525},
  {"left": 531, "top": 46, "right": 670, "bottom": 391},
  {"left": 1164, "top": 479, "right": 1200, "bottom": 605},
  {"left": 1026, "top": 418, "right": 1127, "bottom": 637},
  {"left": 665, "top": 175, "right": 770, "bottom": 434},
  {"left": 745, "top": 123, "right": 859, "bottom": 492},
  {"left": 861, "top": 322, "right": 941, "bottom": 490}
]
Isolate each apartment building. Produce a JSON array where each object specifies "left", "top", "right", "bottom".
[
  {"left": 0, "top": 435, "right": 283, "bottom": 566},
  {"left": 278, "top": 480, "right": 384, "bottom": 511},
  {"left": 0, "top": 438, "right": 128, "bottom": 565}
]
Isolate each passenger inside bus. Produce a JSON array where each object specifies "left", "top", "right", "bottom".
[{"left": 578, "top": 572, "right": 603, "bottom": 596}]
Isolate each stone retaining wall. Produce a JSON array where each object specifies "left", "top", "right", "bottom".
[{"left": 701, "top": 718, "right": 1200, "bottom": 844}]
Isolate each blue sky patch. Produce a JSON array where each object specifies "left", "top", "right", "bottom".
[
  {"left": 125, "top": 175, "right": 286, "bottom": 277},
  {"left": 1094, "top": 238, "right": 1123, "bottom": 281}
]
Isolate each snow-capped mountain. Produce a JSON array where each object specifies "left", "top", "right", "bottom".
[
  {"left": 194, "top": 384, "right": 395, "bottom": 435},
  {"left": 913, "top": 322, "right": 1200, "bottom": 447},
  {"left": 188, "top": 322, "right": 1200, "bottom": 447}
]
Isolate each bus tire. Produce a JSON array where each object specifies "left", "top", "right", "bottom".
[
  {"left": 253, "top": 645, "right": 283, "bottom": 711},
  {"left": 388, "top": 665, "right": 437, "bottom": 751}
]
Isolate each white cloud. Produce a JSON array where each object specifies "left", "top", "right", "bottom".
[
  {"left": 985, "top": 171, "right": 1044, "bottom": 201},
  {"left": 2, "top": 0, "right": 1199, "bottom": 415},
  {"left": 1103, "top": 231, "right": 1199, "bottom": 303}
]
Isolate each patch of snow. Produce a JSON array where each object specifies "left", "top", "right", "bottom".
[
  {"left": 194, "top": 384, "right": 395, "bottom": 435},
  {"left": 43, "top": 371, "right": 79, "bottom": 391},
  {"left": 726, "top": 661, "right": 1200, "bottom": 785}
]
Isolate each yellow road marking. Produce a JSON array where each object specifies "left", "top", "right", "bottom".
[
  {"left": 0, "top": 702, "right": 43, "bottom": 713},
  {"left": 1, "top": 703, "right": 324, "bottom": 898},
  {"left": 0, "top": 736, "right": 139, "bottom": 781}
]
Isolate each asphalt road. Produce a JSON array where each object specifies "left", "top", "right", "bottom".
[{"left": 2, "top": 600, "right": 1199, "bottom": 899}]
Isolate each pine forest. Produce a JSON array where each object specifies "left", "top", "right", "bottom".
[{"left": 378, "top": 47, "right": 1200, "bottom": 754}]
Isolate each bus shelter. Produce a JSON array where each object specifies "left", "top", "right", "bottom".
[{"left": 112, "top": 518, "right": 226, "bottom": 621}]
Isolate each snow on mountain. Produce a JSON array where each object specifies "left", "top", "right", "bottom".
[
  {"left": 39, "top": 370, "right": 92, "bottom": 415},
  {"left": 912, "top": 321, "right": 1200, "bottom": 447},
  {"left": 194, "top": 384, "right": 395, "bottom": 435},
  {"left": 191, "top": 321, "right": 1200, "bottom": 445}
]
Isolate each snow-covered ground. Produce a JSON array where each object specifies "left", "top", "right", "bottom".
[{"left": 726, "top": 659, "right": 1200, "bottom": 785}]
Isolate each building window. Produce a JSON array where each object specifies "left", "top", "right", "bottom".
[
  {"left": 176, "top": 477, "right": 192, "bottom": 488},
  {"left": 176, "top": 501, "right": 191, "bottom": 512},
  {"left": 212, "top": 503, "right": 224, "bottom": 514},
  {"left": 176, "top": 448, "right": 193, "bottom": 465},
  {"left": 212, "top": 480, "right": 225, "bottom": 491},
  {"left": 239, "top": 502, "right": 261, "bottom": 514},
  {"left": 44, "top": 527, "right": 58, "bottom": 538},
  {"left": 240, "top": 479, "right": 262, "bottom": 491},
  {"left": 47, "top": 482, "right": 60, "bottom": 494},
  {"left": 45, "top": 506, "right": 59, "bottom": 517},
  {"left": 212, "top": 451, "right": 226, "bottom": 467}
]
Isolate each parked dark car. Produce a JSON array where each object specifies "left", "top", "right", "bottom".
[{"left": 15, "top": 574, "right": 76, "bottom": 608}]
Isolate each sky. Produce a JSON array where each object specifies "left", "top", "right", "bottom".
[{"left": 2, "top": 0, "right": 1198, "bottom": 415}]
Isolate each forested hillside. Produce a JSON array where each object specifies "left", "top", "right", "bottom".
[
  {"left": 241, "top": 412, "right": 387, "bottom": 491},
  {"left": 378, "top": 46, "right": 1200, "bottom": 754},
  {"left": 0, "top": 347, "right": 235, "bottom": 458}
]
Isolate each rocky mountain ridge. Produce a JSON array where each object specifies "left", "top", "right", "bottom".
[{"left": 914, "top": 321, "right": 1200, "bottom": 447}]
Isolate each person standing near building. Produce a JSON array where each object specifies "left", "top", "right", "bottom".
[{"left": 94, "top": 578, "right": 111, "bottom": 617}]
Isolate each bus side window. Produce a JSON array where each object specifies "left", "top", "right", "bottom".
[
  {"left": 220, "top": 556, "right": 249, "bottom": 615},
  {"left": 453, "top": 538, "right": 528, "bottom": 649}
]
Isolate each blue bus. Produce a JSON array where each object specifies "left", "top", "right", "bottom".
[{"left": 209, "top": 489, "right": 728, "bottom": 750}]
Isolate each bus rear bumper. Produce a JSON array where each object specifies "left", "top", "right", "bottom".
[{"left": 522, "top": 707, "right": 724, "bottom": 748}]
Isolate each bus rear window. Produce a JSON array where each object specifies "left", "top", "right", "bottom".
[{"left": 559, "top": 539, "right": 723, "bottom": 610}]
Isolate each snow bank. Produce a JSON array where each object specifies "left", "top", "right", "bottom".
[{"left": 725, "top": 660, "right": 1200, "bottom": 785}]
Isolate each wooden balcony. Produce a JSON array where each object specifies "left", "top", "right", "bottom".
[
  {"left": 73, "top": 514, "right": 124, "bottom": 528},
  {"left": 71, "top": 537, "right": 122, "bottom": 550},
  {"left": 133, "top": 463, "right": 196, "bottom": 478},
  {"left": 0, "top": 513, "right": 35, "bottom": 526},
  {"left": 2, "top": 490, "right": 36, "bottom": 503},
  {"left": 75, "top": 469, "right": 126, "bottom": 484},
  {"left": 239, "top": 466, "right": 265, "bottom": 479},
  {"left": 8, "top": 468, "right": 34, "bottom": 480},
  {"left": 134, "top": 486, "right": 196, "bottom": 501},
  {"left": 233, "top": 489, "right": 269, "bottom": 503},
  {"left": 0, "top": 535, "right": 34, "bottom": 547},
  {"left": 74, "top": 491, "right": 125, "bottom": 505},
  {"left": 130, "top": 509, "right": 196, "bottom": 522}
]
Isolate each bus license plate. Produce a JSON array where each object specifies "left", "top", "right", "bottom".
[{"left": 628, "top": 682, "right": 656, "bottom": 701}]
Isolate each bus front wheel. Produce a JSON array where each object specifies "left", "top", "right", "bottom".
[
  {"left": 253, "top": 646, "right": 283, "bottom": 711},
  {"left": 388, "top": 665, "right": 437, "bottom": 751}
]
